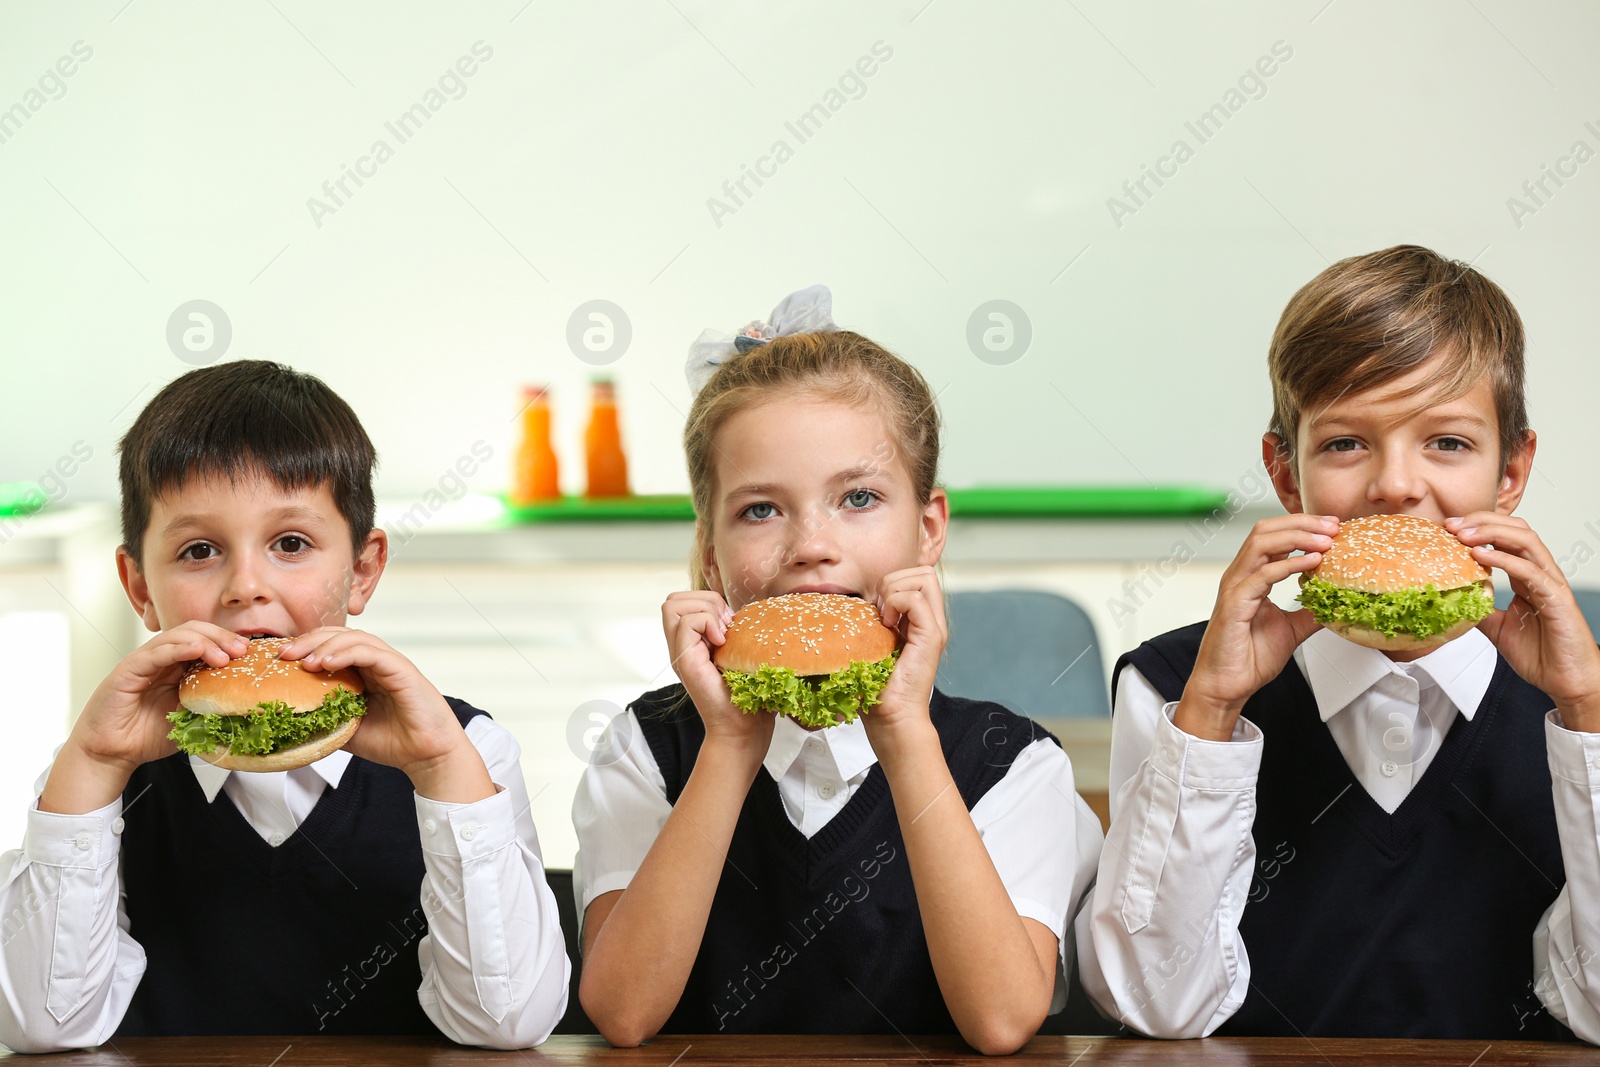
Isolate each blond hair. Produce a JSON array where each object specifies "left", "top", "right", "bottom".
[
  {"left": 1267, "top": 244, "right": 1528, "bottom": 471},
  {"left": 682, "top": 330, "right": 941, "bottom": 592}
]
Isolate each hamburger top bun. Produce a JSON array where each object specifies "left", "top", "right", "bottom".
[
  {"left": 713, "top": 593, "right": 898, "bottom": 676},
  {"left": 1311, "top": 514, "right": 1490, "bottom": 594},
  {"left": 179, "top": 637, "right": 365, "bottom": 717}
]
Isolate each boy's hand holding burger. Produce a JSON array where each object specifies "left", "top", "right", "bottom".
[
  {"left": 40, "top": 622, "right": 252, "bottom": 816},
  {"left": 1177, "top": 510, "right": 1600, "bottom": 742},
  {"left": 279, "top": 626, "right": 497, "bottom": 803},
  {"left": 1444, "top": 512, "right": 1600, "bottom": 733}
]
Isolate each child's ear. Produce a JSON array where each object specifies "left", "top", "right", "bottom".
[
  {"left": 344, "top": 528, "right": 388, "bottom": 617},
  {"left": 1496, "top": 429, "right": 1536, "bottom": 515},
  {"left": 917, "top": 488, "right": 949, "bottom": 568},
  {"left": 116, "top": 546, "right": 163, "bottom": 633},
  {"left": 698, "top": 524, "right": 724, "bottom": 598},
  {"left": 1262, "top": 434, "right": 1304, "bottom": 514}
]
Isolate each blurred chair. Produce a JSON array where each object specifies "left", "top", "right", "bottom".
[
  {"left": 1495, "top": 584, "right": 1600, "bottom": 635},
  {"left": 544, "top": 868, "right": 598, "bottom": 1034},
  {"left": 936, "top": 589, "right": 1110, "bottom": 719}
]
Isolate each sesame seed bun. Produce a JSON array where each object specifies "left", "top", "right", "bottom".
[
  {"left": 1305, "top": 514, "right": 1493, "bottom": 654},
  {"left": 178, "top": 637, "right": 365, "bottom": 771},
  {"left": 1312, "top": 514, "right": 1490, "bottom": 594},
  {"left": 713, "top": 593, "right": 899, "bottom": 676}
]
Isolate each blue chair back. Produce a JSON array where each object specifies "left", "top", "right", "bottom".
[
  {"left": 1495, "top": 585, "right": 1600, "bottom": 636},
  {"left": 936, "top": 589, "right": 1109, "bottom": 719}
]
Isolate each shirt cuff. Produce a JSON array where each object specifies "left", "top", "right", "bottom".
[
  {"left": 1153, "top": 701, "right": 1263, "bottom": 788},
  {"left": 25, "top": 796, "right": 123, "bottom": 870},
  {"left": 415, "top": 785, "right": 517, "bottom": 862},
  {"left": 1545, "top": 709, "right": 1600, "bottom": 786}
]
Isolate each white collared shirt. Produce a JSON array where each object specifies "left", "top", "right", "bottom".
[
  {"left": 572, "top": 702, "right": 1104, "bottom": 1012},
  {"left": 196, "top": 749, "right": 354, "bottom": 847},
  {"left": 1081, "top": 626, "right": 1600, "bottom": 1044},
  {"left": 0, "top": 715, "right": 570, "bottom": 1052},
  {"left": 1293, "top": 627, "right": 1497, "bottom": 813}
]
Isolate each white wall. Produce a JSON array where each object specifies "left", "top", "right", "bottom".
[{"left": 2, "top": 1, "right": 1596, "bottom": 545}]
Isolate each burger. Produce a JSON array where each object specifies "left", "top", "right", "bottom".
[
  {"left": 166, "top": 637, "right": 367, "bottom": 771},
  {"left": 713, "top": 592, "right": 900, "bottom": 728},
  {"left": 1297, "top": 513, "right": 1495, "bottom": 653}
]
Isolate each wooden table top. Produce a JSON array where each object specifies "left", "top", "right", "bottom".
[{"left": 5, "top": 1034, "right": 1598, "bottom": 1065}]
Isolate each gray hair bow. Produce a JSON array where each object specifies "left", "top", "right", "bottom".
[{"left": 685, "top": 284, "right": 837, "bottom": 394}]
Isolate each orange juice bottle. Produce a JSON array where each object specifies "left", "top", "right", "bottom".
[
  {"left": 512, "top": 385, "right": 561, "bottom": 505},
  {"left": 585, "top": 378, "right": 630, "bottom": 498}
]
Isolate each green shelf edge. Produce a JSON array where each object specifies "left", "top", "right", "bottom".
[
  {"left": 499, "top": 486, "right": 1233, "bottom": 524},
  {"left": 0, "top": 483, "right": 47, "bottom": 519}
]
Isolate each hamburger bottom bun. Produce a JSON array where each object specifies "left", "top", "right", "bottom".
[
  {"left": 714, "top": 592, "right": 899, "bottom": 676},
  {"left": 195, "top": 716, "right": 363, "bottom": 773},
  {"left": 179, "top": 637, "right": 366, "bottom": 772},
  {"left": 1306, "top": 514, "right": 1495, "bottom": 654},
  {"left": 1322, "top": 613, "right": 1483, "bottom": 654}
]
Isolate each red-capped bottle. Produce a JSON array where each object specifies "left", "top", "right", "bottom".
[
  {"left": 511, "top": 385, "right": 561, "bottom": 505},
  {"left": 585, "top": 378, "right": 630, "bottom": 498}
]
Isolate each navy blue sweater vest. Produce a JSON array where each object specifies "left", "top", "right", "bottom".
[
  {"left": 114, "top": 697, "right": 488, "bottom": 1037},
  {"left": 633, "top": 685, "right": 1056, "bottom": 1034},
  {"left": 1117, "top": 623, "right": 1571, "bottom": 1041}
]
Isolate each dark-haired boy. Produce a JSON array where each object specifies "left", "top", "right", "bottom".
[
  {"left": 0, "top": 361, "right": 568, "bottom": 1051},
  {"left": 1083, "top": 246, "right": 1600, "bottom": 1041}
]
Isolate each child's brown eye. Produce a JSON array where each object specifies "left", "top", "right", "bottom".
[
  {"left": 277, "top": 536, "right": 307, "bottom": 553},
  {"left": 181, "top": 543, "right": 216, "bottom": 561}
]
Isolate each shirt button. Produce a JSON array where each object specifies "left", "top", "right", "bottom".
[
  {"left": 110, "top": 817, "right": 125, "bottom": 835},
  {"left": 461, "top": 826, "right": 478, "bottom": 841},
  {"left": 74, "top": 832, "right": 92, "bottom": 851},
  {"left": 818, "top": 784, "right": 836, "bottom": 800},
  {"left": 267, "top": 832, "right": 286, "bottom": 848},
  {"left": 1381, "top": 760, "right": 1399, "bottom": 777},
  {"left": 423, "top": 818, "right": 438, "bottom": 836}
]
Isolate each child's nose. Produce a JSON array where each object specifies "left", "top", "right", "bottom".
[
  {"left": 785, "top": 505, "right": 842, "bottom": 566},
  {"left": 1366, "top": 453, "right": 1426, "bottom": 511},
  {"left": 221, "top": 558, "right": 271, "bottom": 606}
]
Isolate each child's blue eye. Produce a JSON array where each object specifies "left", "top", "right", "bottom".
[
  {"left": 843, "top": 489, "right": 878, "bottom": 509},
  {"left": 1326, "top": 438, "right": 1360, "bottom": 453},
  {"left": 740, "top": 502, "right": 777, "bottom": 521},
  {"left": 1433, "top": 437, "right": 1469, "bottom": 453}
]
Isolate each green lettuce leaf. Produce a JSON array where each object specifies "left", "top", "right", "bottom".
[
  {"left": 1297, "top": 574, "right": 1494, "bottom": 639},
  {"left": 723, "top": 651, "right": 899, "bottom": 729},
  {"left": 166, "top": 687, "right": 367, "bottom": 757}
]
